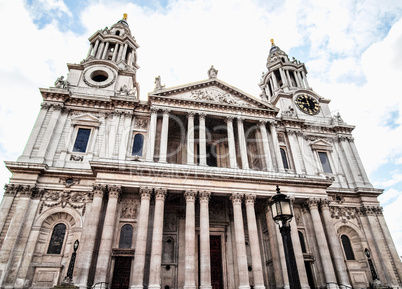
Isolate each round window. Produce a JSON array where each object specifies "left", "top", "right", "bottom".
[{"left": 90, "top": 70, "right": 109, "bottom": 82}]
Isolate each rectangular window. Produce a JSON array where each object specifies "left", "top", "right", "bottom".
[
  {"left": 73, "top": 128, "right": 91, "bottom": 153},
  {"left": 318, "top": 152, "right": 332, "bottom": 173},
  {"left": 280, "top": 148, "right": 289, "bottom": 169}
]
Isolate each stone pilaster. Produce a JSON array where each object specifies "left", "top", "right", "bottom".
[
  {"left": 148, "top": 188, "right": 167, "bottom": 289},
  {"left": 230, "top": 193, "right": 250, "bottom": 289},
  {"left": 159, "top": 109, "right": 170, "bottom": 163},
  {"left": 199, "top": 191, "right": 212, "bottom": 289},
  {"left": 237, "top": 118, "right": 249, "bottom": 170},
  {"left": 225, "top": 116, "right": 237, "bottom": 168},
  {"left": 130, "top": 187, "right": 153, "bottom": 289},
  {"left": 258, "top": 121, "right": 273, "bottom": 171},
  {"left": 146, "top": 108, "right": 158, "bottom": 161},
  {"left": 184, "top": 190, "right": 197, "bottom": 289},
  {"left": 244, "top": 193, "right": 265, "bottom": 289},
  {"left": 269, "top": 121, "right": 285, "bottom": 172},
  {"left": 199, "top": 114, "right": 207, "bottom": 166},
  {"left": 76, "top": 185, "right": 106, "bottom": 289},
  {"left": 94, "top": 185, "right": 121, "bottom": 284},
  {"left": 187, "top": 112, "right": 195, "bottom": 165}
]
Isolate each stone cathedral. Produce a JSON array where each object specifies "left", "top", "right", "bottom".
[{"left": 0, "top": 15, "right": 401, "bottom": 289}]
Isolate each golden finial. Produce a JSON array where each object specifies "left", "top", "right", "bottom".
[
  {"left": 270, "top": 38, "right": 275, "bottom": 46},
  {"left": 123, "top": 13, "right": 128, "bottom": 20}
]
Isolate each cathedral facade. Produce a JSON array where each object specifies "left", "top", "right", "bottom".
[{"left": 0, "top": 16, "right": 401, "bottom": 289}]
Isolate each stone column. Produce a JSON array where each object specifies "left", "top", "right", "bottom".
[
  {"left": 348, "top": 139, "right": 371, "bottom": 185},
  {"left": 286, "top": 70, "right": 292, "bottom": 87},
  {"left": 187, "top": 112, "right": 195, "bottom": 165},
  {"left": 279, "top": 68, "right": 288, "bottom": 87},
  {"left": 184, "top": 190, "right": 197, "bottom": 289},
  {"left": 76, "top": 185, "right": 106, "bottom": 289},
  {"left": 269, "top": 121, "right": 285, "bottom": 172},
  {"left": 117, "top": 42, "right": 125, "bottom": 61},
  {"left": 244, "top": 193, "right": 265, "bottom": 289},
  {"left": 96, "top": 42, "right": 104, "bottom": 59},
  {"left": 94, "top": 185, "right": 121, "bottom": 284},
  {"left": 225, "top": 116, "right": 237, "bottom": 168},
  {"left": 112, "top": 43, "right": 120, "bottom": 62},
  {"left": 294, "top": 71, "right": 302, "bottom": 87},
  {"left": 87, "top": 43, "right": 93, "bottom": 58},
  {"left": 258, "top": 121, "right": 273, "bottom": 171},
  {"left": 148, "top": 188, "right": 167, "bottom": 289},
  {"left": 122, "top": 43, "right": 128, "bottom": 62},
  {"left": 92, "top": 39, "right": 100, "bottom": 57},
  {"left": 230, "top": 193, "right": 251, "bottom": 289},
  {"left": 301, "top": 71, "right": 310, "bottom": 89},
  {"left": 146, "top": 108, "right": 158, "bottom": 161},
  {"left": 264, "top": 205, "right": 285, "bottom": 288},
  {"left": 130, "top": 187, "right": 153, "bottom": 289},
  {"left": 287, "top": 130, "right": 304, "bottom": 174},
  {"left": 321, "top": 200, "right": 351, "bottom": 289},
  {"left": 199, "top": 191, "right": 212, "bottom": 289},
  {"left": 199, "top": 113, "right": 207, "bottom": 166},
  {"left": 0, "top": 185, "right": 17, "bottom": 235},
  {"left": 271, "top": 72, "right": 279, "bottom": 90},
  {"left": 339, "top": 137, "right": 362, "bottom": 187},
  {"left": 101, "top": 42, "right": 109, "bottom": 59},
  {"left": 159, "top": 109, "right": 170, "bottom": 163},
  {"left": 237, "top": 117, "right": 249, "bottom": 170},
  {"left": 307, "top": 198, "right": 338, "bottom": 289}
]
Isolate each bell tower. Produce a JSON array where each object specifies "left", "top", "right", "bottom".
[
  {"left": 259, "top": 39, "right": 332, "bottom": 122},
  {"left": 66, "top": 14, "right": 140, "bottom": 98}
]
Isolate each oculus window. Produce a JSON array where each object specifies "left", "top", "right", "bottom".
[
  {"left": 73, "top": 128, "right": 91, "bottom": 153},
  {"left": 47, "top": 223, "right": 66, "bottom": 254},
  {"left": 318, "top": 151, "right": 332, "bottom": 173}
]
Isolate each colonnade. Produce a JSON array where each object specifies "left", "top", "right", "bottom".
[
  {"left": 86, "top": 38, "right": 136, "bottom": 67},
  {"left": 265, "top": 67, "right": 310, "bottom": 99},
  {"left": 145, "top": 109, "right": 282, "bottom": 172}
]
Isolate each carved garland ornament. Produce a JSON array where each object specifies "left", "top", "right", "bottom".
[{"left": 40, "top": 190, "right": 91, "bottom": 215}]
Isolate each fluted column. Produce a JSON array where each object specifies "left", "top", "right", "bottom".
[
  {"left": 159, "top": 109, "right": 170, "bottom": 163},
  {"left": 199, "top": 113, "right": 207, "bottom": 166},
  {"left": 231, "top": 193, "right": 250, "bottom": 289},
  {"left": 148, "top": 188, "right": 167, "bottom": 289},
  {"left": 321, "top": 199, "right": 351, "bottom": 289},
  {"left": 237, "top": 117, "right": 249, "bottom": 170},
  {"left": 307, "top": 198, "right": 338, "bottom": 289},
  {"left": 76, "top": 185, "right": 106, "bottom": 289},
  {"left": 130, "top": 187, "right": 153, "bottom": 289},
  {"left": 199, "top": 191, "right": 212, "bottom": 289},
  {"left": 184, "top": 190, "right": 197, "bottom": 289},
  {"left": 269, "top": 121, "right": 285, "bottom": 172},
  {"left": 187, "top": 112, "right": 195, "bottom": 165},
  {"left": 226, "top": 116, "right": 237, "bottom": 168},
  {"left": 146, "top": 108, "right": 158, "bottom": 161},
  {"left": 258, "top": 120, "right": 273, "bottom": 171},
  {"left": 94, "top": 185, "right": 121, "bottom": 284},
  {"left": 244, "top": 193, "right": 265, "bottom": 289},
  {"left": 279, "top": 68, "right": 289, "bottom": 87}
]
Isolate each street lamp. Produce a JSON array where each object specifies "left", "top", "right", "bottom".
[
  {"left": 63, "top": 239, "right": 80, "bottom": 284},
  {"left": 270, "top": 185, "right": 301, "bottom": 289}
]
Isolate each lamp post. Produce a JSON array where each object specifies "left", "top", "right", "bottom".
[
  {"left": 270, "top": 185, "right": 301, "bottom": 289},
  {"left": 63, "top": 239, "right": 79, "bottom": 284}
]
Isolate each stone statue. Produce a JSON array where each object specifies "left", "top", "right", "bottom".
[
  {"left": 332, "top": 112, "right": 344, "bottom": 125},
  {"left": 54, "top": 76, "right": 69, "bottom": 89},
  {"left": 208, "top": 65, "right": 218, "bottom": 79},
  {"left": 154, "top": 76, "right": 165, "bottom": 91}
]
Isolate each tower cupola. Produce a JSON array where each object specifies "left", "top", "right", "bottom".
[{"left": 259, "top": 39, "right": 310, "bottom": 103}]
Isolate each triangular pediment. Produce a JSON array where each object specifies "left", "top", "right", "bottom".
[
  {"left": 71, "top": 113, "right": 101, "bottom": 127},
  {"left": 310, "top": 139, "right": 333, "bottom": 151},
  {"left": 150, "top": 78, "right": 277, "bottom": 111}
]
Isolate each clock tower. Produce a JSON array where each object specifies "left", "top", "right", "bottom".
[{"left": 259, "top": 39, "right": 332, "bottom": 122}]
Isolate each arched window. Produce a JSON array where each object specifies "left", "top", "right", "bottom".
[
  {"left": 341, "top": 235, "right": 355, "bottom": 260},
  {"left": 115, "top": 31, "right": 120, "bottom": 36},
  {"left": 47, "top": 223, "right": 66, "bottom": 254},
  {"left": 298, "top": 231, "right": 307, "bottom": 253},
  {"left": 132, "top": 134, "right": 144, "bottom": 156},
  {"left": 280, "top": 148, "right": 289, "bottom": 169},
  {"left": 119, "top": 224, "right": 133, "bottom": 249}
]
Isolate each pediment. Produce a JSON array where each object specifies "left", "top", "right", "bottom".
[
  {"left": 150, "top": 79, "right": 277, "bottom": 111},
  {"left": 71, "top": 113, "right": 101, "bottom": 127},
  {"left": 310, "top": 139, "right": 333, "bottom": 151}
]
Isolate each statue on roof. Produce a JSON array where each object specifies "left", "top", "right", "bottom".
[
  {"left": 154, "top": 76, "right": 165, "bottom": 91},
  {"left": 208, "top": 65, "right": 218, "bottom": 79}
]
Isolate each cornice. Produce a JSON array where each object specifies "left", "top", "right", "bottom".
[{"left": 5, "top": 161, "right": 48, "bottom": 174}]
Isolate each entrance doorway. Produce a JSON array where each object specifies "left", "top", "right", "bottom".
[
  {"left": 111, "top": 257, "right": 132, "bottom": 289},
  {"left": 210, "top": 235, "right": 223, "bottom": 289}
]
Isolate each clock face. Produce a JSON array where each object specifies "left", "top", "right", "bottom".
[{"left": 295, "top": 94, "right": 320, "bottom": 115}]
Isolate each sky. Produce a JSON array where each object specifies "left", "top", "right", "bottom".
[{"left": 0, "top": 0, "right": 402, "bottom": 257}]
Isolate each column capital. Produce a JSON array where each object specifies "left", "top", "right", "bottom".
[
  {"left": 199, "top": 112, "right": 207, "bottom": 120},
  {"left": 150, "top": 107, "right": 159, "bottom": 114},
  {"left": 187, "top": 111, "right": 195, "bottom": 118},
  {"left": 199, "top": 190, "right": 211, "bottom": 202},
  {"left": 163, "top": 109, "right": 171, "bottom": 116},
  {"left": 230, "top": 192, "right": 243, "bottom": 204},
  {"left": 93, "top": 184, "right": 107, "bottom": 197},
  {"left": 184, "top": 190, "right": 197, "bottom": 201},
  {"left": 321, "top": 198, "right": 331, "bottom": 208},
  {"left": 139, "top": 186, "right": 153, "bottom": 199},
  {"left": 225, "top": 116, "right": 234, "bottom": 123},
  {"left": 306, "top": 197, "right": 320, "bottom": 208},
  {"left": 108, "top": 185, "right": 122, "bottom": 198},
  {"left": 244, "top": 193, "right": 256, "bottom": 205},
  {"left": 237, "top": 116, "right": 244, "bottom": 123},
  {"left": 258, "top": 119, "right": 268, "bottom": 126},
  {"left": 155, "top": 187, "right": 167, "bottom": 200}
]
